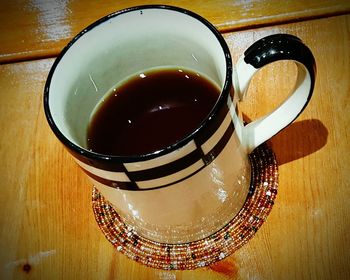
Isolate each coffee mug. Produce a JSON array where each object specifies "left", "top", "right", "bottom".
[{"left": 44, "top": 5, "right": 315, "bottom": 243}]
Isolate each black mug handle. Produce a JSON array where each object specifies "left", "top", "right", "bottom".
[{"left": 232, "top": 34, "right": 316, "bottom": 152}]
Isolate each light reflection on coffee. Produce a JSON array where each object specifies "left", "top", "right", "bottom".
[{"left": 87, "top": 68, "right": 220, "bottom": 156}]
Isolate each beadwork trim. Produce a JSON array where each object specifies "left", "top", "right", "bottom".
[{"left": 92, "top": 143, "right": 278, "bottom": 270}]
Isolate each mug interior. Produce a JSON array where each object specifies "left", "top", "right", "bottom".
[{"left": 46, "top": 6, "right": 229, "bottom": 154}]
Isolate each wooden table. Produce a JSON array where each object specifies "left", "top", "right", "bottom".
[{"left": 1, "top": 1, "right": 350, "bottom": 279}]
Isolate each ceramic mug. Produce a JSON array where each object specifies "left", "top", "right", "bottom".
[{"left": 44, "top": 5, "right": 316, "bottom": 243}]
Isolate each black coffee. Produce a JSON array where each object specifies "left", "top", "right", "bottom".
[{"left": 87, "top": 68, "right": 220, "bottom": 156}]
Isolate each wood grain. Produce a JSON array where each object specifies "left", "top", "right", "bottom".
[
  {"left": 1, "top": 0, "right": 350, "bottom": 63},
  {"left": 0, "top": 13, "right": 349, "bottom": 280}
]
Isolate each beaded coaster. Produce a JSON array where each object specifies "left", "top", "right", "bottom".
[{"left": 92, "top": 143, "right": 278, "bottom": 270}]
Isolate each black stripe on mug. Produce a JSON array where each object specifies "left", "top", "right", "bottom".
[
  {"left": 127, "top": 148, "right": 203, "bottom": 182},
  {"left": 82, "top": 114, "right": 235, "bottom": 191},
  {"left": 81, "top": 168, "right": 140, "bottom": 190},
  {"left": 203, "top": 121, "right": 235, "bottom": 165}
]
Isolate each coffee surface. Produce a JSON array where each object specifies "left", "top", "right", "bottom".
[{"left": 87, "top": 68, "right": 220, "bottom": 156}]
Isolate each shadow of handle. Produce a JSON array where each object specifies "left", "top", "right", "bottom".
[{"left": 270, "top": 119, "right": 328, "bottom": 165}]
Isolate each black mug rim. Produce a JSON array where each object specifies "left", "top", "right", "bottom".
[{"left": 43, "top": 4, "right": 233, "bottom": 164}]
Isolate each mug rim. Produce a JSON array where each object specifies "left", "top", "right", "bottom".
[{"left": 43, "top": 4, "right": 233, "bottom": 163}]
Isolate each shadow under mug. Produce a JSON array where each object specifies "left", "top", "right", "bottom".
[{"left": 44, "top": 5, "right": 316, "bottom": 243}]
